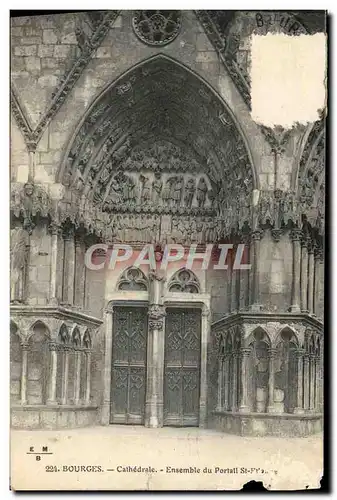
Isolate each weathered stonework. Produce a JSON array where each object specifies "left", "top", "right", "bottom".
[{"left": 10, "top": 10, "right": 325, "bottom": 434}]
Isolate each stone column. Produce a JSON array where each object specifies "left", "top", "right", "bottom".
[
  {"left": 317, "top": 350, "right": 323, "bottom": 412},
  {"left": 199, "top": 306, "right": 210, "bottom": 427},
  {"left": 294, "top": 348, "right": 305, "bottom": 414},
  {"left": 307, "top": 243, "right": 315, "bottom": 314},
  {"left": 20, "top": 341, "right": 29, "bottom": 405},
  {"left": 290, "top": 229, "right": 302, "bottom": 312},
  {"left": 145, "top": 304, "right": 166, "bottom": 428},
  {"left": 239, "top": 347, "right": 251, "bottom": 412},
  {"left": 223, "top": 355, "right": 230, "bottom": 411},
  {"left": 303, "top": 354, "right": 310, "bottom": 411},
  {"left": 231, "top": 351, "right": 238, "bottom": 412},
  {"left": 47, "top": 342, "right": 58, "bottom": 405},
  {"left": 267, "top": 348, "right": 277, "bottom": 413},
  {"left": 62, "top": 227, "right": 75, "bottom": 305},
  {"left": 314, "top": 355, "right": 320, "bottom": 411},
  {"left": 300, "top": 237, "right": 309, "bottom": 312},
  {"left": 102, "top": 304, "right": 113, "bottom": 424},
  {"left": 74, "top": 232, "right": 86, "bottom": 309},
  {"left": 85, "top": 350, "right": 92, "bottom": 405},
  {"left": 145, "top": 271, "right": 166, "bottom": 428},
  {"left": 74, "top": 349, "right": 82, "bottom": 405},
  {"left": 309, "top": 354, "right": 316, "bottom": 411},
  {"left": 314, "top": 248, "right": 324, "bottom": 318},
  {"left": 49, "top": 222, "right": 60, "bottom": 305},
  {"left": 250, "top": 230, "right": 262, "bottom": 311},
  {"left": 216, "top": 356, "right": 223, "bottom": 411},
  {"left": 61, "top": 347, "right": 70, "bottom": 405}
]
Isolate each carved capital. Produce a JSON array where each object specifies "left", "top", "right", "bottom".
[
  {"left": 104, "top": 303, "right": 114, "bottom": 314},
  {"left": 240, "top": 347, "right": 251, "bottom": 357},
  {"left": 48, "top": 221, "right": 61, "bottom": 236},
  {"left": 267, "top": 348, "right": 278, "bottom": 358},
  {"left": 290, "top": 229, "right": 302, "bottom": 242},
  {"left": 148, "top": 304, "right": 166, "bottom": 331},
  {"left": 295, "top": 348, "right": 306, "bottom": 358},
  {"left": 251, "top": 230, "right": 263, "bottom": 242},
  {"left": 48, "top": 342, "right": 60, "bottom": 351},
  {"left": 20, "top": 341, "right": 30, "bottom": 351},
  {"left": 202, "top": 306, "right": 211, "bottom": 318},
  {"left": 314, "top": 247, "right": 324, "bottom": 261},
  {"left": 271, "top": 228, "right": 283, "bottom": 242}
]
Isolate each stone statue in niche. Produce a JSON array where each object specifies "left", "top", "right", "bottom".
[
  {"left": 140, "top": 175, "right": 151, "bottom": 204},
  {"left": 184, "top": 178, "right": 195, "bottom": 208},
  {"left": 280, "top": 192, "right": 294, "bottom": 226},
  {"left": 196, "top": 219, "right": 204, "bottom": 243},
  {"left": 10, "top": 227, "right": 29, "bottom": 302},
  {"left": 151, "top": 172, "right": 163, "bottom": 204},
  {"left": 196, "top": 177, "right": 208, "bottom": 208},
  {"left": 317, "top": 183, "right": 325, "bottom": 216},
  {"left": 162, "top": 176, "right": 175, "bottom": 206},
  {"left": 172, "top": 175, "right": 184, "bottom": 207},
  {"left": 122, "top": 175, "right": 137, "bottom": 204}
]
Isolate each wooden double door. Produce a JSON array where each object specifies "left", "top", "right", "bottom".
[{"left": 110, "top": 306, "right": 201, "bottom": 427}]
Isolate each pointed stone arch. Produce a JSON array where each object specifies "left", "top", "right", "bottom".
[
  {"left": 72, "top": 326, "right": 81, "bottom": 347},
  {"left": 246, "top": 325, "right": 271, "bottom": 347},
  {"left": 27, "top": 320, "right": 51, "bottom": 342},
  {"left": 117, "top": 266, "right": 148, "bottom": 291},
  {"left": 56, "top": 54, "right": 258, "bottom": 239},
  {"left": 168, "top": 268, "right": 200, "bottom": 293},
  {"left": 274, "top": 325, "right": 300, "bottom": 348},
  {"left": 58, "top": 53, "right": 257, "bottom": 186},
  {"left": 83, "top": 329, "right": 92, "bottom": 349},
  {"left": 58, "top": 323, "right": 70, "bottom": 344}
]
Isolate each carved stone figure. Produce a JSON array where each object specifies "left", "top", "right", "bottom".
[
  {"left": 184, "top": 178, "right": 195, "bottom": 208},
  {"left": 10, "top": 227, "right": 29, "bottom": 302},
  {"left": 196, "top": 177, "right": 208, "bottom": 208},
  {"left": 151, "top": 173, "right": 163, "bottom": 204},
  {"left": 140, "top": 175, "right": 151, "bottom": 204},
  {"left": 162, "top": 176, "right": 175, "bottom": 206},
  {"left": 172, "top": 175, "right": 184, "bottom": 207}
]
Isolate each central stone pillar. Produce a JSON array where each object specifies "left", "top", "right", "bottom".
[{"left": 145, "top": 271, "right": 166, "bottom": 428}]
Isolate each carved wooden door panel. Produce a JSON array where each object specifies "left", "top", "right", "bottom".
[
  {"left": 164, "top": 308, "right": 201, "bottom": 426},
  {"left": 110, "top": 306, "right": 148, "bottom": 424}
]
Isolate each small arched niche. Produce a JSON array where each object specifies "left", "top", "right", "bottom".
[
  {"left": 10, "top": 321, "right": 22, "bottom": 404},
  {"left": 248, "top": 327, "right": 271, "bottom": 413},
  {"left": 27, "top": 321, "right": 50, "bottom": 405},
  {"left": 275, "top": 327, "right": 299, "bottom": 413}
]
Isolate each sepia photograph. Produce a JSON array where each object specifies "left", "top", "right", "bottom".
[{"left": 9, "top": 7, "right": 327, "bottom": 491}]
